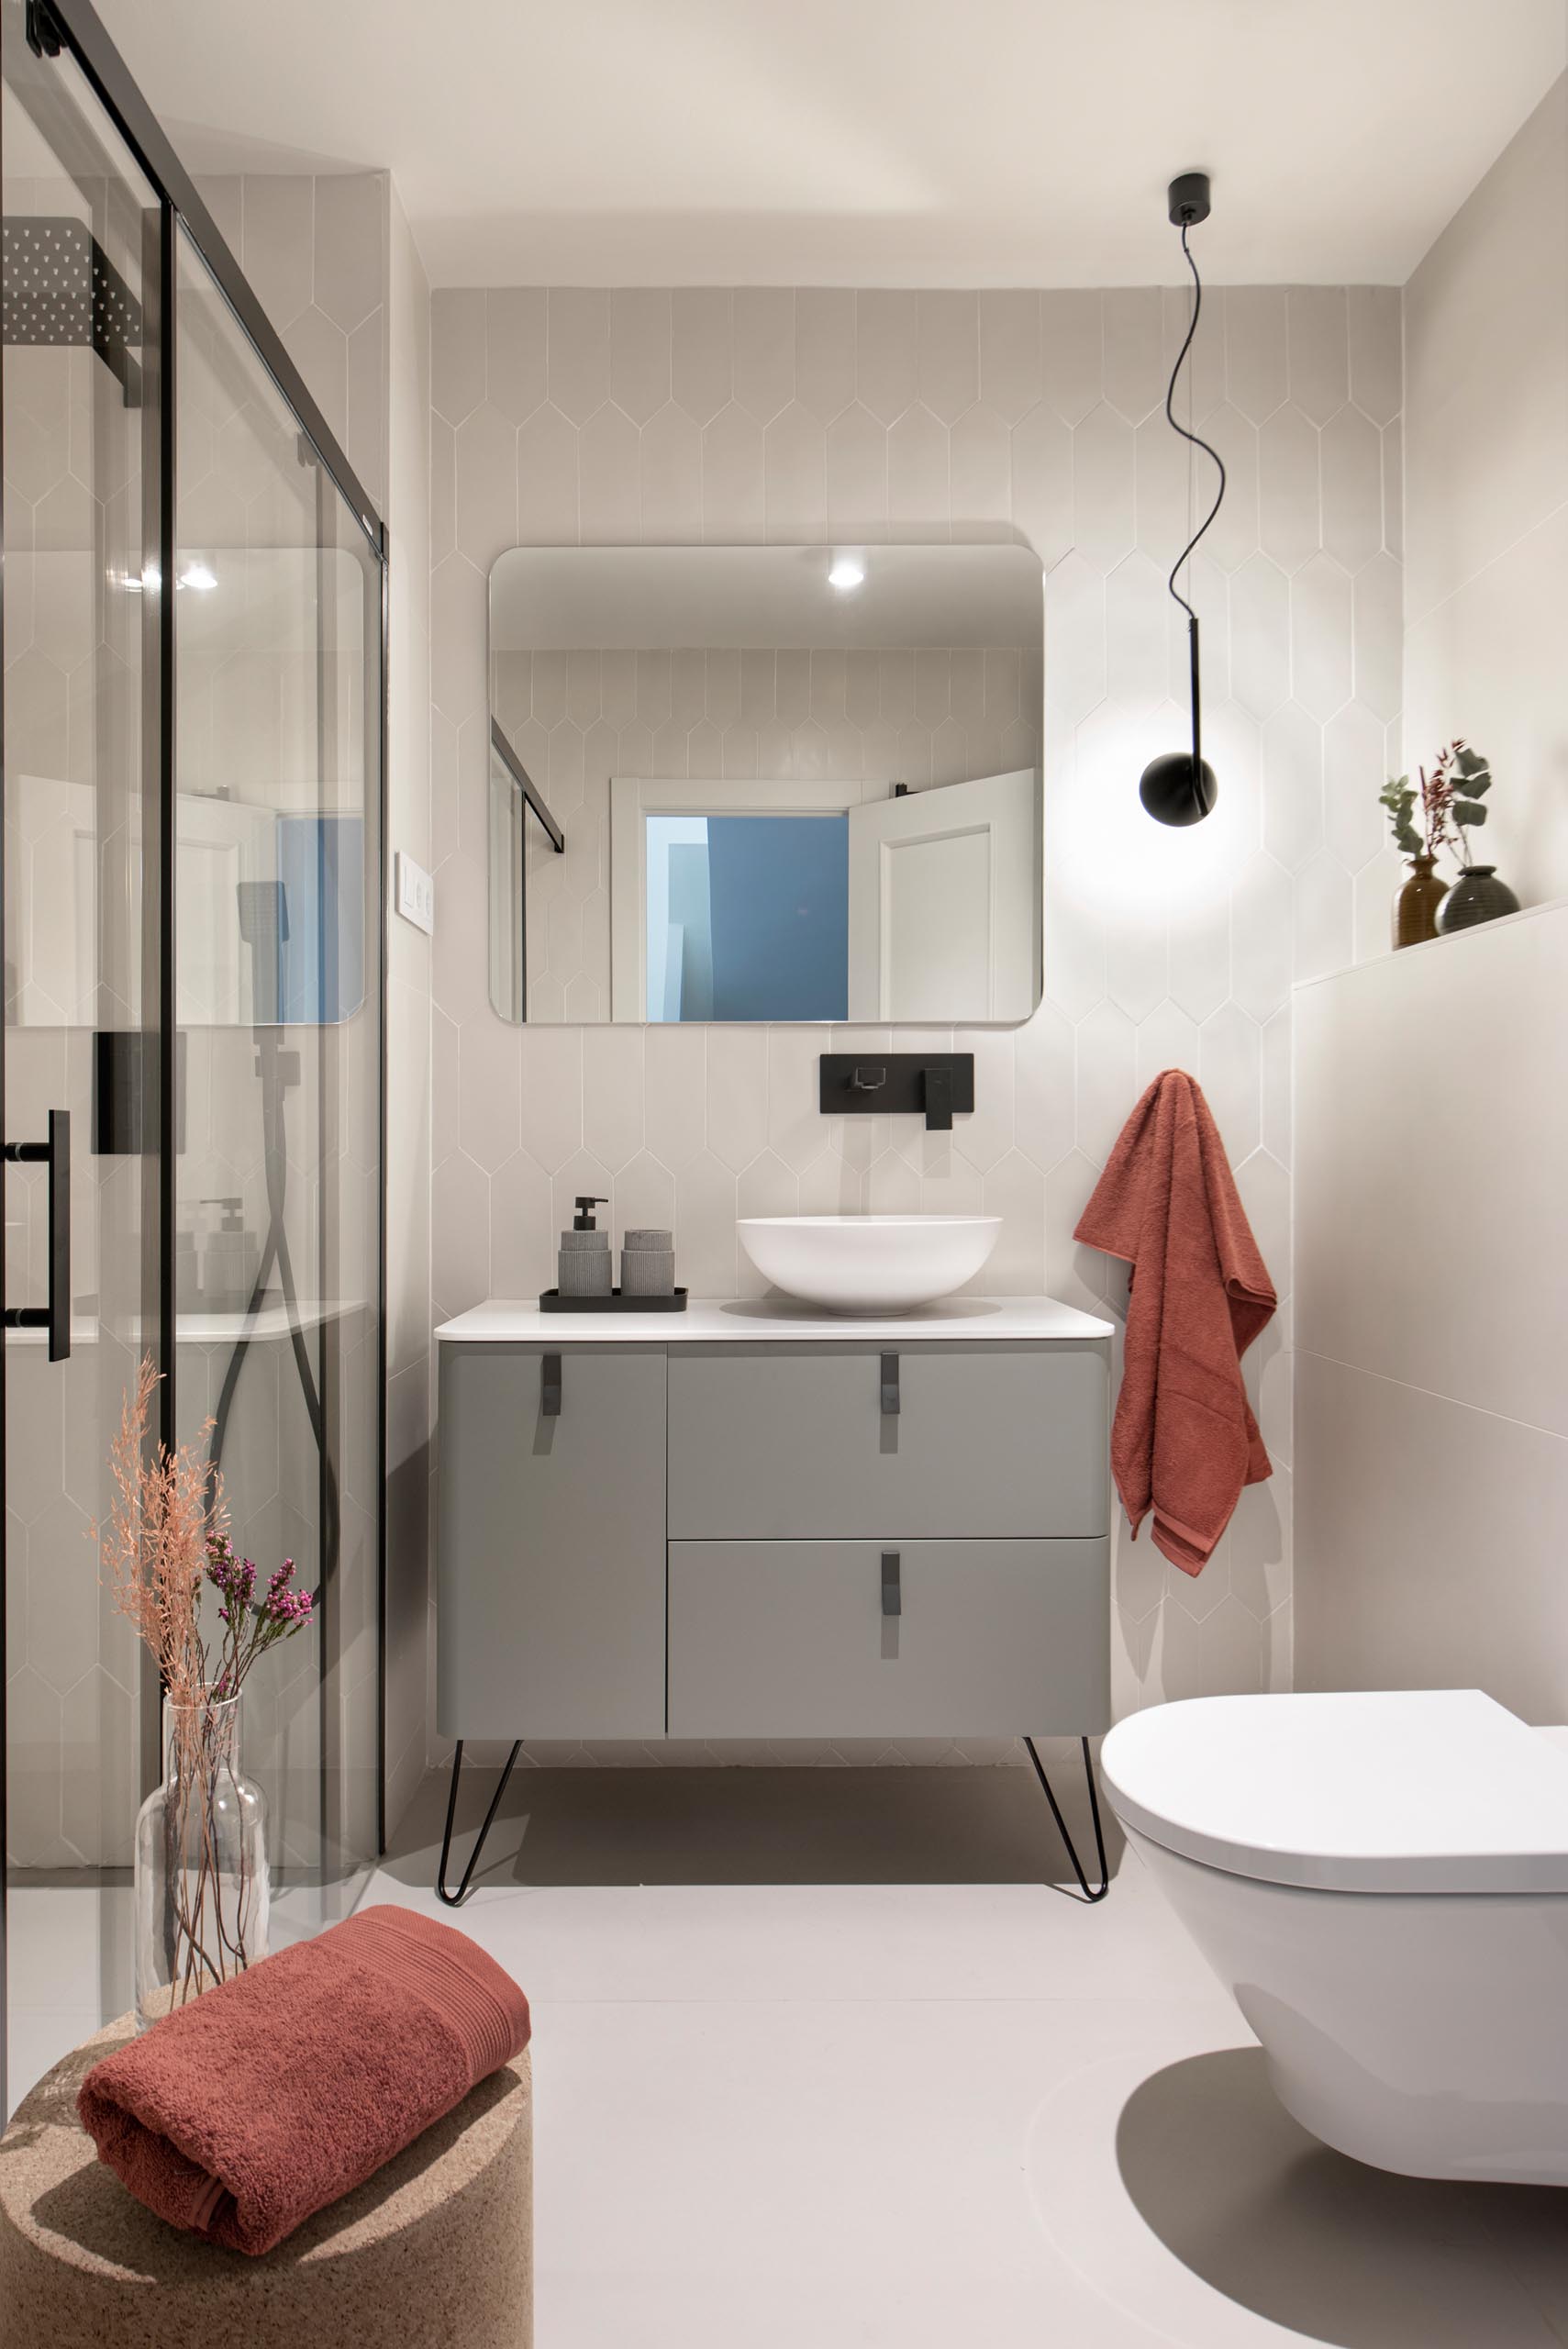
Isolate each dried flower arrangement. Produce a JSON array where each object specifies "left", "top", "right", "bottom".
[
  {"left": 99, "top": 1355, "right": 316, "bottom": 1709},
  {"left": 98, "top": 1357, "right": 316, "bottom": 2020},
  {"left": 1379, "top": 740, "right": 1493, "bottom": 865}
]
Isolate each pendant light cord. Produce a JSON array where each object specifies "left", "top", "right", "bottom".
[{"left": 1163, "top": 222, "right": 1227, "bottom": 623}]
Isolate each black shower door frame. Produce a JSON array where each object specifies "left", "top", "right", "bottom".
[{"left": 0, "top": 0, "right": 391, "bottom": 2112}]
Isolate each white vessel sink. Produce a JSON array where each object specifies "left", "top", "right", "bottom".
[{"left": 737, "top": 1214, "right": 1002, "bottom": 1315}]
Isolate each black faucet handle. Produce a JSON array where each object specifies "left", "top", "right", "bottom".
[{"left": 922, "top": 1067, "right": 954, "bottom": 1131}]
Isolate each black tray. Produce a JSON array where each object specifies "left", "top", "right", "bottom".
[{"left": 538, "top": 1286, "right": 688, "bottom": 1314}]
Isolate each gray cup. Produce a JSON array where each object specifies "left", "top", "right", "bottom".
[{"left": 620, "top": 1245, "right": 675, "bottom": 1297}]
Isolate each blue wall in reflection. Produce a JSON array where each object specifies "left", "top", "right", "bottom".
[
  {"left": 646, "top": 813, "right": 848, "bottom": 1022},
  {"left": 274, "top": 815, "right": 365, "bottom": 1025}
]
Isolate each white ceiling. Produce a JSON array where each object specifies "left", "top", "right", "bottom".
[{"left": 96, "top": 0, "right": 1566, "bottom": 289}]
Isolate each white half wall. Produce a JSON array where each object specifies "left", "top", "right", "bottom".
[{"left": 1294, "top": 900, "right": 1568, "bottom": 1720}]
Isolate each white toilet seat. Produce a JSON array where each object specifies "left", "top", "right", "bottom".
[{"left": 1100, "top": 1687, "right": 1568, "bottom": 1895}]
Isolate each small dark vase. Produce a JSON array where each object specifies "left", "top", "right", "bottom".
[
  {"left": 1393, "top": 853, "right": 1448, "bottom": 949},
  {"left": 1435, "top": 864, "right": 1520, "bottom": 935}
]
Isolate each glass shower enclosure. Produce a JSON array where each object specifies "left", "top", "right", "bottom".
[{"left": 1, "top": 0, "right": 385, "bottom": 2112}]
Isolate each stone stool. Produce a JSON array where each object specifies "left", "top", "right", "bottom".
[{"left": 0, "top": 2014, "right": 532, "bottom": 2347}]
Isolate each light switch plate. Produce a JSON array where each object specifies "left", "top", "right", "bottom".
[{"left": 395, "top": 851, "right": 435, "bottom": 935}]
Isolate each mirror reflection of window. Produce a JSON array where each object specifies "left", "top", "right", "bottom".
[{"left": 645, "top": 814, "right": 849, "bottom": 1023}]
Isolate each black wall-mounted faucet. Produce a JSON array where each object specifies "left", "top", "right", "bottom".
[{"left": 818, "top": 1052, "right": 974, "bottom": 1131}]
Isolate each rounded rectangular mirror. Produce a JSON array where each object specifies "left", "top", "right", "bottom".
[{"left": 489, "top": 543, "right": 1043, "bottom": 1025}]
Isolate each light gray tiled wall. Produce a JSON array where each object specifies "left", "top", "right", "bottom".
[
  {"left": 196, "top": 173, "right": 389, "bottom": 513},
  {"left": 428, "top": 282, "right": 1403, "bottom": 1765}
]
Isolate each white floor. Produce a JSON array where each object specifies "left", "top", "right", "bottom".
[
  {"left": 357, "top": 1837, "right": 1568, "bottom": 2347},
  {"left": 11, "top": 1785, "right": 1568, "bottom": 2345}
]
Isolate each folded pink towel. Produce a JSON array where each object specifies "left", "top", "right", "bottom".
[{"left": 77, "top": 1904, "right": 530, "bottom": 2256}]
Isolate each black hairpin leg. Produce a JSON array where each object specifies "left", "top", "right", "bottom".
[
  {"left": 1023, "top": 1735, "right": 1110, "bottom": 1902},
  {"left": 436, "top": 1738, "right": 523, "bottom": 1905}
]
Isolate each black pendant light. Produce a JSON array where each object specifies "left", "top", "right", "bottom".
[{"left": 1140, "top": 172, "right": 1227, "bottom": 827}]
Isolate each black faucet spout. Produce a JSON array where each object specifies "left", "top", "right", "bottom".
[{"left": 923, "top": 1067, "right": 954, "bottom": 1131}]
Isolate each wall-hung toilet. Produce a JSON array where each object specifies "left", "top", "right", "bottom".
[{"left": 1101, "top": 1689, "right": 1568, "bottom": 2187}]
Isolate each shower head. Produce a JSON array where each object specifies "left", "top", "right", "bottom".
[
  {"left": 236, "top": 879, "right": 290, "bottom": 949},
  {"left": 236, "top": 879, "right": 290, "bottom": 1030}
]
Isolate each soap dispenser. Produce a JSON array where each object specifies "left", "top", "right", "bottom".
[
  {"left": 202, "top": 1197, "right": 260, "bottom": 1315},
  {"left": 557, "top": 1194, "right": 611, "bottom": 1297}
]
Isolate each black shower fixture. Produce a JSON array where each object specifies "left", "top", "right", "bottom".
[{"left": 1140, "top": 170, "right": 1227, "bottom": 828}]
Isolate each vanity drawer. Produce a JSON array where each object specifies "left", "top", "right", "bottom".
[
  {"left": 437, "top": 1341, "right": 667, "bottom": 1741},
  {"left": 668, "top": 1537, "right": 1109, "bottom": 1738},
  {"left": 666, "top": 1343, "right": 1108, "bottom": 1540}
]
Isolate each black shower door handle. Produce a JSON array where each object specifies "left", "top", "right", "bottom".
[{"left": 4, "top": 1108, "right": 71, "bottom": 1361}]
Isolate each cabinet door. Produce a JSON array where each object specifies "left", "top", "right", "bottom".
[
  {"left": 668, "top": 1538, "right": 1110, "bottom": 1738},
  {"left": 668, "top": 1343, "right": 1109, "bottom": 1540},
  {"left": 437, "top": 1343, "right": 666, "bottom": 1740}
]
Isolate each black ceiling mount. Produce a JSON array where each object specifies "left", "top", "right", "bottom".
[{"left": 1167, "top": 171, "right": 1211, "bottom": 227}]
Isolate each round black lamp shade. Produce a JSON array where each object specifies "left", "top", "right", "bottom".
[{"left": 1140, "top": 749, "right": 1218, "bottom": 828}]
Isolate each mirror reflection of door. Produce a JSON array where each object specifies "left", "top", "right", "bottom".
[
  {"left": 616, "top": 766, "right": 1040, "bottom": 1024},
  {"left": 847, "top": 768, "right": 1039, "bottom": 1023}
]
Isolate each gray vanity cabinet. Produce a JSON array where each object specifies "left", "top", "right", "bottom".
[
  {"left": 436, "top": 1342, "right": 667, "bottom": 1741},
  {"left": 436, "top": 1307, "right": 1113, "bottom": 1751}
]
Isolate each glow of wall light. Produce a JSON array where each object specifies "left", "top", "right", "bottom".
[{"left": 1052, "top": 699, "right": 1253, "bottom": 924}]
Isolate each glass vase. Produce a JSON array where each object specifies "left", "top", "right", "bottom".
[{"left": 134, "top": 1695, "right": 269, "bottom": 2032}]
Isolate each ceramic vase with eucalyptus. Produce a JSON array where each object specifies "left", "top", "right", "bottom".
[
  {"left": 134, "top": 1695, "right": 269, "bottom": 2031},
  {"left": 1393, "top": 852, "right": 1448, "bottom": 948}
]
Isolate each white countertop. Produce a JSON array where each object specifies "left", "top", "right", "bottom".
[{"left": 435, "top": 1295, "right": 1115, "bottom": 1345}]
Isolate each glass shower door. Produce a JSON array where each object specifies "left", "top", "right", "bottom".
[
  {"left": 172, "top": 224, "right": 383, "bottom": 1921},
  {"left": 2, "top": 29, "right": 162, "bottom": 2108}
]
